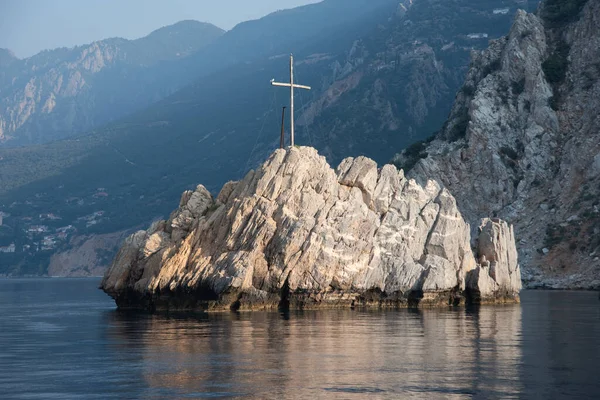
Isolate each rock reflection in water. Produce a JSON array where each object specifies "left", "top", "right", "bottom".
[{"left": 104, "top": 305, "right": 523, "bottom": 399}]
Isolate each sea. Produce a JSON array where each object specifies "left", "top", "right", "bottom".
[{"left": 0, "top": 278, "right": 599, "bottom": 399}]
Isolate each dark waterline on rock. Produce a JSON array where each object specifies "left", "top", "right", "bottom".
[{"left": 1, "top": 279, "right": 599, "bottom": 399}]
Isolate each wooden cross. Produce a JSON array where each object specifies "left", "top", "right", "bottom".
[{"left": 271, "top": 54, "right": 311, "bottom": 147}]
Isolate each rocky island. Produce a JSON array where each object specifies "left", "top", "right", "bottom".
[{"left": 101, "top": 147, "right": 521, "bottom": 311}]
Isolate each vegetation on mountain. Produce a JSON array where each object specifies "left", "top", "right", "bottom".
[
  {"left": 542, "top": 39, "right": 570, "bottom": 84},
  {"left": 542, "top": 0, "right": 589, "bottom": 26},
  {"left": 392, "top": 136, "right": 433, "bottom": 172}
]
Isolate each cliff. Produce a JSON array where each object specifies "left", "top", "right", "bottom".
[
  {"left": 101, "top": 147, "right": 521, "bottom": 311},
  {"left": 393, "top": 1, "right": 600, "bottom": 289},
  {"left": 295, "top": 0, "right": 537, "bottom": 165}
]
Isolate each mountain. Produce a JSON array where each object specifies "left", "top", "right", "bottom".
[
  {"left": 0, "top": 21, "right": 224, "bottom": 146},
  {"left": 101, "top": 146, "right": 522, "bottom": 311},
  {"left": 0, "top": 0, "right": 535, "bottom": 276},
  {"left": 0, "top": 0, "right": 405, "bottom": 148},
  {"left": 393, "top": 0, "right": 600, "bottom": 289},
  {"left": 298, "top": 0, "right": 539, "bottom": 163},
  {"left": 0, "top": 49, "right": 17, "bottom": 67}
]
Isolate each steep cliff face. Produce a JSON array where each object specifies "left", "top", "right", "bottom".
[
  {"left": 0, "top": 21, "right": 224, "bottom": 146},
  {"left": 297, "top": 0, "right": 539, "bottom": 164},
  {"left": 101, "top": 147, "right": 521, "bottom": 311},
  {"left": 393, "top": 1, "right": 600, "bottom": 289}
]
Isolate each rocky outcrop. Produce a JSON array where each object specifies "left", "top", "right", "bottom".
[
  {"left": 393, "top": 1, "right": 600, "bottom": 289},
  {"left": 101, "top": 147, "right": 521, "bottom": 311},
  {"left": 47, "top": 230, "right": 132, "bottom": 277},
  {"left": 467, "top": 219, "right": 522, "bottom": 302}
]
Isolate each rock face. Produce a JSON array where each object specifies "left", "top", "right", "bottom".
[
  {"left": 393, "top": 1, "right": 600, "bottom": 289},
  {"left": 295, "top": 0, "right": 536, "bottom": 165},
  {"left": 47, "top": 230, "right": 131, "bottom": 277},
  {"left": 468, "top": 219, "right": 522, "bottom": 303},
  {"left": 101, "top": 147, "right": 521, "bottom": 311}
]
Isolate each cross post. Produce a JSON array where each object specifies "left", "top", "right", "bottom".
[{"left": 271, "top": 54, "right": 311, "bottom": 147}]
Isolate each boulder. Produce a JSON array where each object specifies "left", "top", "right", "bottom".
[{"left": 466, "top": 219, "right": 522, "bottom": 303}]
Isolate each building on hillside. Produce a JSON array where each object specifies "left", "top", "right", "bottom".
[
  {"left": 56, "top": 225, "right": 75, "bottom": 234},
  {"left": 493, "top": 8, "right": 510, "bottom": 15},
  {"left": 0, "top": 243, "right": 16, "bottom": 253},
  {"left": 0, "top": 211, "right": 9, "bottom": 226},
  {"left": 39, "top": 213, "right": 61, "bottom": 221},
  {"left": 41, "top": 236, "right": 57, "bottom": 250},
  {"left": 467, "top": 33, "right": 489, "bottom": 39},
  {"left": 27, "top": 225, "right": 49, "bottom": 234}
]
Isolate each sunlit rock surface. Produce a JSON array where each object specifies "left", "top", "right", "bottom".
[{"left": 101, "top": 147, "right": 521, "bottom": 311}]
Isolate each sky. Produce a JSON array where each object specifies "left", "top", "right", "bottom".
[{"left": 0, "top": 0, "right": 322, "bottom": 58}]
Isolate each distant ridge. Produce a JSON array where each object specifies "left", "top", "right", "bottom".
[
  {"left": 24, "top": 20, "right": 225, "bottom": 62},
  {"left": 0, "top": 48, "right": 17, "bottom": 66},
  {"left": 0, "top": 19, "right": 225, "bottom": 146}
]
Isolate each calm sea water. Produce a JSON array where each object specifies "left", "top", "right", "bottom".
[{"left": 0, "top": 279, "right": 599, "bottom": 399}]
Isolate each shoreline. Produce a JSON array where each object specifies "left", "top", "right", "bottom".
[
  {"left": 105, "top": 287, "right": 522, "bottom": 313},
  {"left": 1, "top": 275, "right": 598, "bottom": 292}
]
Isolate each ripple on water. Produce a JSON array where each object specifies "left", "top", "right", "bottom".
[{"left": 27, "top": 321, "right": 65, "bottom": 333}]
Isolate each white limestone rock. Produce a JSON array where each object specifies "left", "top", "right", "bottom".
[
  {"left": 167, "top": 185, "right": 213, "bottom": 242},
  {"left": 101, "top": 147, "right": 521, "bottom": 311},
  {"left": 467, "top": 218, "right": 522, "bottom": 301}
]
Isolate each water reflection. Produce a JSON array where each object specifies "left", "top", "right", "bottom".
[
  {"left": 520, "top": 291, "right": 600, "bottom": 399},
  {"left": 104, "top": 305, "right": 524, "bottom": 399},
  {"left": 1, "top": 279, "right": 599, "bottom": 399}
]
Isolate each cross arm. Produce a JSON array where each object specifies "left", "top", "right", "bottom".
[
  {"left": 271, "top": 81, "right": 292, "bottom": 88},
  {"left": 271, "top": 80, "right": 311, "bottom": 90},
  {"left": 293, "top": 84, "right": 311, "bottom": 90}
]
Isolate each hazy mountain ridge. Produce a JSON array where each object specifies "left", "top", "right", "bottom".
[
  {"left": 0, "top": 48, "right": 17, "bottom": 67},
  {"left": 0, "top": 20, "right": 224, "bottom": 146}
]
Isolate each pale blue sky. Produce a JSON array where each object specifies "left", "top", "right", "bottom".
[{"left": 0, "top": 0, "right": 322, "bottom": 58}]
